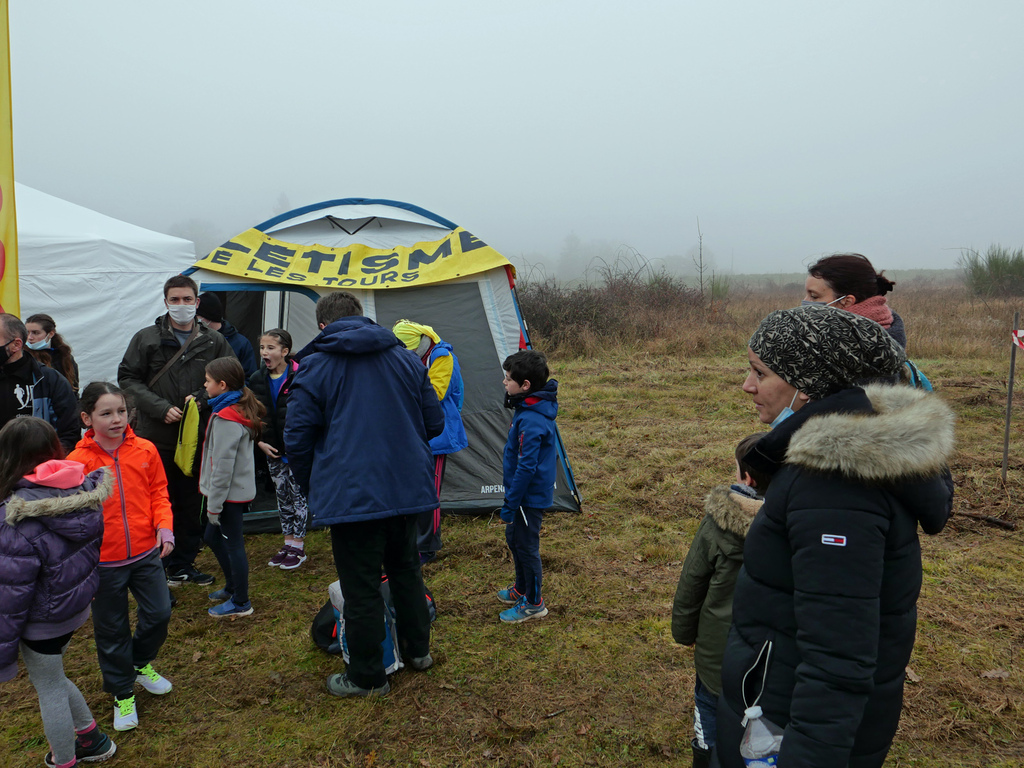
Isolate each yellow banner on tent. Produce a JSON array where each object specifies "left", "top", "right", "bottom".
[
  {"left": 196, "top": 227, "right": 513, "bottom": 290},
  {"left": 0, "top": 0, "right": 18, "bottom": 315}
]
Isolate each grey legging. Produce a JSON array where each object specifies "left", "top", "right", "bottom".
[{"left": 21, "top": 640, "right": 96, "bottom": 766}]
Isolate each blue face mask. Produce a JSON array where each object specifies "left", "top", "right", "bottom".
[
  {"left": 801, "top": 295, "right": 848, "bottom": 308},
  {"left": 769, "top": 391, "right": 800, "bottom": 430},
  {"left": 26, "top": 339, "right": 50, "bottom": 351}
]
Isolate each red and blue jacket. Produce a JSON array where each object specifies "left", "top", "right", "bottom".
[{"left": 502, "top": 379, "right": 559, "bottom": 514}]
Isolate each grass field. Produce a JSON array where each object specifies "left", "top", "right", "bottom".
[{"left": 3, "top": 288, "right": 1023, "bottom": 767}]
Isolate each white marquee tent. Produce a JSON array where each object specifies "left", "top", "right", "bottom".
[{"left": 16, "top": 182, "right": 196, "bottom": 387}]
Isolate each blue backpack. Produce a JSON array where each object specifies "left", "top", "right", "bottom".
[{"left": 904, "top": 360, "right": 933, "bottom": 391}]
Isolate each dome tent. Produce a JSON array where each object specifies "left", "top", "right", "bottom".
[{"left": 187, "top": 198, "right": 581, "bottom": 530}]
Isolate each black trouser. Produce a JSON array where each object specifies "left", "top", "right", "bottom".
[
  {"left": 158, "top": 448, "right": 204, "bottom": 574},
  {"left": 92, "top": 549, "right": 172, "bottom": 698},
  {"left": 330, "top": 514, "right": 431, "bottom": 689},
  {"left": 204, "top": 502, "right": 250, "bottom": 605}
]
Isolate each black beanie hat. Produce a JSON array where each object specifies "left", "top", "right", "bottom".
[{"left": 197, "top": 292, "right": 224, "bottom": 324}]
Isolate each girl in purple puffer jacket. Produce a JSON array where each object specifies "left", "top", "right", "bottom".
[{"left": 0, "top": 417, "right": 116, "bottom": 768}]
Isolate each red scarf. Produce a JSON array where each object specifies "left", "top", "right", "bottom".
[{"left": 847, "top": 295, "right": 893, "bottom": 329}]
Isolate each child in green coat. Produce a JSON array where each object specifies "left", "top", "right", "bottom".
[{"left": 671, "top": 434, "right": 769, "bottom": 767}]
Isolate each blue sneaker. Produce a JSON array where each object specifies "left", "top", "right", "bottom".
[
  {"left": 499, "top": 597, "right": 548, "bottom": 623},
  {"left": 208, "top": 588, "right": 233, "bottom": 602},
  {"left": 497, "top": 585, "right": 523, "bottom": 605},
  {"left": 209, "top": 599, "right": 253, "bottom": 618}
]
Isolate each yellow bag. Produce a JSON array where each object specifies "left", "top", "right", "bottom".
[{"left": 173, "top": 399, "right": 201, "bottom": 477}]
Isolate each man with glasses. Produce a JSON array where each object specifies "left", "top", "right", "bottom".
[
  {"left": 119, "top": 275, "right": 234, "bottom": 589},
  {"left": 0, "top": 313, "right": 79, "bottom": 450}
]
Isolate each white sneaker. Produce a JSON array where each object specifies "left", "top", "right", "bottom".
[
  {"left": 113, "top": 695, "right": 138, "bottom": 731},
  {"left": 135, "top": 663, "right": 173, "bottom": 695}
]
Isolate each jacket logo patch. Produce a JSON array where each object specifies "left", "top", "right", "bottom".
[{"left": 821, "top": 534, "right": 847, "bottom": 547}]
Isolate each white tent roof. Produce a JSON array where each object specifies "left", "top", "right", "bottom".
[{"left": 15, "top": 182, "right": 196, "bottom": 388}]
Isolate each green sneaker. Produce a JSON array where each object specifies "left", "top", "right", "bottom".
[
  {"left": 135, "top": 663, "right": 172, "bottom": 695},
  {"left": 113, "top": 695, "right": 138, "bottom": 731}
]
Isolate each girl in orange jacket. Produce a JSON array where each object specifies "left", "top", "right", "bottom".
[{"left": 68, "top": 382, "right": 175, "bottom": 732}]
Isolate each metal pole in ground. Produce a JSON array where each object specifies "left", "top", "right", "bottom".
[{"left": 1001, "top": 311, "right": 1020, "bottom": 484}]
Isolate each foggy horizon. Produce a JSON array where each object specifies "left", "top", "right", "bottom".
[{"left": 9, "top": 2, "right": 1023, "bottom": 280}]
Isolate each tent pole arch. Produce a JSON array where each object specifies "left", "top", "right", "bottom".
[{"left": 255, "top": 198, "right": 458, "bottom": 233}]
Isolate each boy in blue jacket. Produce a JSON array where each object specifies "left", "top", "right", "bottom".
[{"left": 497, "top": 349, "right": 558, "bottom": 623}]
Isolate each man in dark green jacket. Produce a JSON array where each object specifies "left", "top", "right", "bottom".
[{"left": 118, "top": 275, "right": 233, "bottom": 587}]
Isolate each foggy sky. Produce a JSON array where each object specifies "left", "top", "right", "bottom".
[{"left": 9, "top": 1, "right": 1024, "bottom": 277}]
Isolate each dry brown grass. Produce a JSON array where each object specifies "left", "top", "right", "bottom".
[{"left": 2, "top": 286, "right": 1023, "bottom": 767}]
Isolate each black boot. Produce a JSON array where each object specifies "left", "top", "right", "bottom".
[{"left": 691, "top": 738, "right": 711, "bottom": 768}]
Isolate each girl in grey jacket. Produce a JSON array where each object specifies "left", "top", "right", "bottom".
[{"left": 200, "top": 357, "right": 265, "bottom": 619}]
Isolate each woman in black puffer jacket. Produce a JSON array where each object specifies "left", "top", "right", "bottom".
[{"left": 713, "top": 306, "right": 954, "bottom": 768}]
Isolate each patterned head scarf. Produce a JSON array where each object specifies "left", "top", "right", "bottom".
[
  {"left": 749, "top": 305, "right": 906, "bottom": 400},
  {"left": 392, "top": 320, "right": 440, "bottom": 351}
]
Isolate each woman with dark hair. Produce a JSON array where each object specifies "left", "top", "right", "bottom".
[
  {"left": 712, "top": 306, "right": 954, "bottom": 768},
  {"left": 803, "top": 254, "right": 906, "bottom": 348},
  {"left": 26, "top": 314, "right": 80, "bottom": 395}
]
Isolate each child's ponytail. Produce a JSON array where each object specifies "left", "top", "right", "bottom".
[{"left": 236, "top": 387, "right": 266, "bottom": 440}]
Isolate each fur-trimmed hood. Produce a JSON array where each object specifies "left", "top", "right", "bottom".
[
  {"left": 5, "top": 469, "right": 112, "bottom": 527},
  {"left": 705, "top": 485, "right": 761, "bottom": 538},
  {"left": 786, "top": 384, "right": 955, "bottom": 482}
]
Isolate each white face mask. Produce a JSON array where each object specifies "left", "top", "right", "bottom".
[{"left": 166, "top": 303, "right": 197, "bottom": 325}]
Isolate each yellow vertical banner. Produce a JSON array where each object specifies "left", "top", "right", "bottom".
[{"left": 0, "top": 0, "right": 17, "bottom": 315}]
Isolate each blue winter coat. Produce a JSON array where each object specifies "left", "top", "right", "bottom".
[
  {"left": 221, "top": 320, "right": 258, "bottom": 378},
  {"left": 0, "top": 467, "right": 110, "bottom": 683},
  {"left": 427, "top": 341, "right": 468, "bottom": 456},
  {"left": 284, "top": 316, "right": 444, "bottom": 525},
  {"left": 502, "top": 380, "right": 559, "bottom": 514}
]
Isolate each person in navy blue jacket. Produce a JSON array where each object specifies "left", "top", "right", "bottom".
[
  {"left": 284, "top": 291, "right": 444, "bottom": 699},
  {"left": 197, "top": 293, "right": 258, "bottom": 378},
  {"left": 496, "top": 349, "right": 558, "bottom": 624}
]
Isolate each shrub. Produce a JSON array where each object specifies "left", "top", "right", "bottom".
[
  {"left": 959, "top": 245, "right": 1024, "bottom": 297},
  {"left": 515, "top": 251, "right": 709, "bottom": 355}
]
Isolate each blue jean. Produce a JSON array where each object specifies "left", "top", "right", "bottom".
[
  {"left": 694, "top": 675, "right": 718, "bottom": 750},
  {"left": 204, "top": 502, "right": 249, "bottom": 605},
  {"left": 505, "top": 506, "right": 544, "bottom": 604},
  {"left": 92, "top": 549, "right": 172, "bottom": 698}
]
